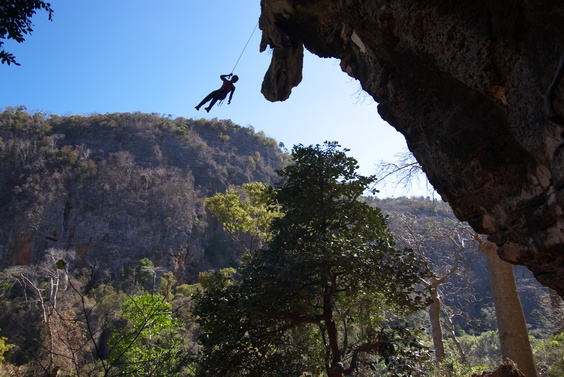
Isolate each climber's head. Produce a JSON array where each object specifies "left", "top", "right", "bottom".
[{"left": 231, "top": 75, "right": 239, "bottom": 83}]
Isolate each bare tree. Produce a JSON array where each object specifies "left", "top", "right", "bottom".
[
  {"left": 390, "top": 213, "right": 473, "bottom": 367},
  {"left": 377, "top": 150, "right": 540, "bottom": 375},
  {"left": 5, "top": 249, "right": 71, "bottom": 376},
  {"left": 373, "top": 148, "right": 435, "bottom": 196}
]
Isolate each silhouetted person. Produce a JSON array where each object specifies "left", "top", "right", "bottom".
[{"left": 195, "top": 74, "right": 238, "bottom": 112}]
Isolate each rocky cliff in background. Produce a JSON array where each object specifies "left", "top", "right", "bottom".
[
  {"left": 259, "top": 0, "right": 564, "bottom": 295},
  {"left": 0, "top": 109, "right": 286, "bottom": 282}
]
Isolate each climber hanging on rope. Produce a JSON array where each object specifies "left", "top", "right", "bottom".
[
  {"left": 194, "top": 22, "right": 257, "bottom": 113},
  {"left": 195, "top": 73, "right": 239, "bottom": 113}
]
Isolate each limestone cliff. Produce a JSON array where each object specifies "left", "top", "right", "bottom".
[
  {"left": 0, "top": 110, "right": 285, "bottom": 281},
  {"left": 259, "top": 0, "right": 564, "bottom": 294}
]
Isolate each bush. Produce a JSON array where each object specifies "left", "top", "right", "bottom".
[
  {"left": 532, "top": 332, "right": 564, "bottom": 377},
  {"left": 0, "top": 331, "right": 14, "bottom": 365}
]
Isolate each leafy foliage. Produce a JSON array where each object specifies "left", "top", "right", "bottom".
[
  {"left": 0, "top": 330, "right": 14, "bottom": 365},
  {"left": 194, "top": 269, "right": 325, "bottom": 377},
  {"left": 204, "top": 182, "right": 283, "bottom": 253},
  {"left": 109, "top": 293, "right": 185, "bottom": 377},
  {"left": 196, "top": 142, "right": 431, "bottom": 376},
  {"left": 0, "top": 0, "right": 53, "bottom": 65},
  {"left": 531, "top": 331, "right": 564, "bottom": 377}
]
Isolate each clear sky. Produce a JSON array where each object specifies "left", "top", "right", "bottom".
[{"left": 0, "top": 0, "right": 430, "bottom": 197}]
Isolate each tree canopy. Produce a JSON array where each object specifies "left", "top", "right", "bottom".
[
  {"left": 204, "top": 182, "right": 283, "bottom": 254},
  {"left": 109, "top": 293, "right": 185, "bottom": 377},
  {"left": 0, "top": 0, "right": 53, "bottom": 65},
  {"left": 195, "top": 142, "right": 431, "bottom": 377}
]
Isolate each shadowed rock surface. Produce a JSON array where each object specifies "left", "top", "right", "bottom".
[
  {"left": 259, "top": 0, "right": 564, "bottom": 295},
  {"left": 472, "top": 360, "right": 526, "bottom": 377}
]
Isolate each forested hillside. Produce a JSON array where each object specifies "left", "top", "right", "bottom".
[
  {"left": 374, "top": 197, "right": 559, "bottom": 337},
  {"left": 3, "top": 107, "right": 550, "bottom": 317},
  {"left": 372, "top": 197, "right": 564, "bottom": 373},
  {"left": 0, "top": 110, "right": 562, "bottom": 376},
  {"left": 0, "top": 108, "right": 287, "bottom": 280}
]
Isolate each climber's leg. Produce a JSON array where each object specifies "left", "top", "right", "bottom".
[
  {"left": 196, "top": 90, "right": 219, "bottom": 110},
  {"left": 205, "top": 97, "right": 219, "bottom": 112}
]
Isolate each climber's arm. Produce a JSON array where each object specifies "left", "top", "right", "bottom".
[{"left": 228, "top": 88, "right": 235, "bottom": 104}]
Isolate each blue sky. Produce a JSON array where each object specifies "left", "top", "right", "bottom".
[{"left": 0, "top": 0, "right": 430, "bottom": 197}]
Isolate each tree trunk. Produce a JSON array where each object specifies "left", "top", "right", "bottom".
[
  {"left": 428, "top": 285, "right": 445, "bottom": 365},
  {"left": 442, "top": 310, "right": 467, "bottom": 364},
  {"left": 324, "top": 279, "right": 343, "bottom": 377},
  {"left": 326, "top": 316, "right": 344, "bottom": 377},
  {"left": 481, "top": 241, "right": 537, "bottom": 377}
]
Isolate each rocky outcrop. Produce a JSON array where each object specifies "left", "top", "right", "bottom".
[
  {"left": 0, "top": 110, "right": 285, "bottom": 282},
  {"left": 472, "top": 360, "right": 526, "bottom": 377},
  {"left": 259, "top": 0, "right": 564, "bottom": 295}
]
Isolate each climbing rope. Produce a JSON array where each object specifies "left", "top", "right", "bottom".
[
  {"left": 213, "top": 22, "right": 259, "bottom": 108},
  {"left": 229, "top": 22, "right": 259, "bottom": 74}
]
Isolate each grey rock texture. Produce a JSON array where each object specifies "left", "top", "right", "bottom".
[
  {"left": 259, "top": 0, "right": 564, "bottom": 294},
  {"left": 0, "top": 111, "right": 285, "bottom": 282}
]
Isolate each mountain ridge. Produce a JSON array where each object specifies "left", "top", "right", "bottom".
[{"left": 0, "top": 108, "right": 286, "bottom": 281}]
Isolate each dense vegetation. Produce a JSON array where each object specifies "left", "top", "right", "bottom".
[
  {"left": 196, "top": 142, "right": 431, "bottom": 376},
  {"left": 0, "top": 109, "right": 563, "bottom": 376}
]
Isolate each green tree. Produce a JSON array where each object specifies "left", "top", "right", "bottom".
[
  {"left": 204, "top": 181, "right": 283, "bottom": 254},
  {"left": 195, "top": 142, "right": 431, "bottom": 377},
  {"left": 136, "top": 258, "right": 165, "bottom": 293},
  {"left": 0, "top": 330, "right": 14, "bottom": 365},
  {"left": 0, "top": 0, "right": 54, "bottom": 65},
  {"left": 532, "top": 331, "right": 564, "bottom": 377},
  {"left": 109, "top": 293, "right": 184, "bottom": 377}
]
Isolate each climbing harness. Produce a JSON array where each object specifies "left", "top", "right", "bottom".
[{"left": 216, "top": 88, "right": 229, "bottom": 107}]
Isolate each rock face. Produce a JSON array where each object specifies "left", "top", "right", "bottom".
[
  {"left": 0, "top": 111, "right": 285, "bottom": 282},
  {"left": 259, "top": 0, "right": 564, "bottom": 295},
  {"left": 472, "top": 360, "right": 526, "bottom": 377}
]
